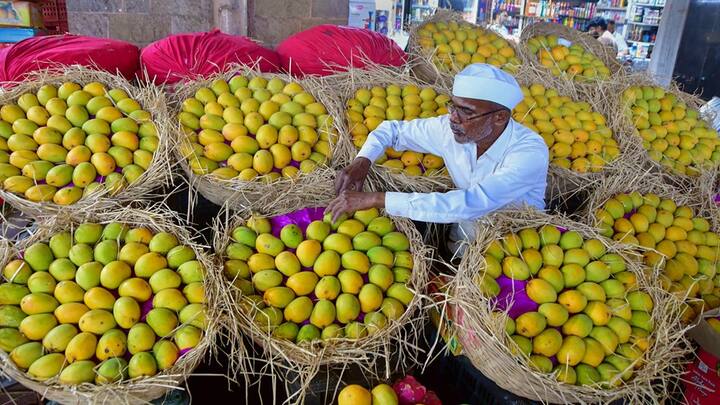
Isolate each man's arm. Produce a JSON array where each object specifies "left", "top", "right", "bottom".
[
  {"left": 384, "top": 142, "right": 548, "bottom": 223},
  {"left": 356, "top": 116, "right": 448, "bottom": 162}
]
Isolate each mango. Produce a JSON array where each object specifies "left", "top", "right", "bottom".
[
  {"left": 147, "top": 232, "right": 178, "bottom": 255},
  {"left": 19, "top": 312, "right": 57, "bottom": 340},
  {"left": 111, "top": 296, "right": 140, "bottom": 329},
  {"left": 526, "top": 279, "right": 557, "bottom": 304},
  {"left": 254, "top": 307, "right": 281, "bottom": 330},
  {"left": 57, "top": 360, "right": 96, "bottom": 385},
  {"left": 538, "top": 302, "right": 569, "bottom": 327},
  {"left": 67, "top": 248, "right": 96, "bottom": 272},
  {"left": 601, "top": 254, "right": 626, "bottom": 274},
  {"left": 24, "top": 242, "right": 54, "bottom": 271},
  {"left": 515, "top": 311, "right": 547, "bottom": 338},
  {"left": 149, "top": 268, "right": 182, "bottom": 293},
  {"left": 0, "top": 305, "right": 26, "bottom": 328},
  {"left": 589, "top": 326, "right": 619, "bottom": 355},
  {"left": 538, "top": 266, "right": 564, "bottom": 293},
  {"left": 630, "top": 310, "right": 653, "bottom": 332},
  {"left": 47, "top": 258, "right": 76, "bottom": 281},
  {"left": 42, "top": 323, "right": 78, "bottom": 353},
  {"left": 134, "top": 252, "right": 168, "bottom": 278},
  {"left": 253, "top": 269, "right": 283, "bottom": 292},
  {"left": 152, "top": 340, "right": 179, "bottom": 371},
  {"left": 10, "top": 341, "right": 44, "bottom": 369},
  {"left": 179, "top": 303, "right": 206, "bottom": 329},
  {"left": 0, "top": 283, "right": 29, "bottom": 305},
  {"left": 296, "top": 324, "right": 321, "bottom": 342},
  {"left": 558, "top": 290, "right": 588, "bottom": 313},
  {"left": 153, "top": 289, "right": 187, "bottom": 312},
  {"left": 575, "top": 364, "right": 601, "bottom": 386},
  {"left": 509, "top": 334, "right": 532, "bottom": 357},
  {"left": 74, "top": 261, "right": 102, "bottom": 291},
  {"left": 321, "top": 324, "right": 344, "bottom": 340},
  {"left": 3, "top": 260, "right": 31, "bottom": 284},
  {"left": 367, "top": 217, "right": 395, "bottom": 236},
  {"left": 562, "top": 264, "right": 586, "bottom": 288},
  {"left": 117, "top": 242, "right": 149, "bottom": 267},
  {"left": 541, "top": 245, "right": 564, "bottom": 267},
  {"left": 54, "top": 302, "right": 90, "bottom": 324},
  {"left": 128, "top": 351, "right": 158, "bottom": 378},
  {"left": 54, "top": 281, "right": 85, "bottom": 304},
  {"left": 283, "top": 296, "right": 312, "bottom": 323},
  {"left": 83, "top": 286, "right": 115, "bottom": 310},
  {"left": 584, "top": 301, "right": 612, "bottom": 326},
  {"left": 358, "top": 283, "right": 383, "bottom": 313},
  {"left": 352, "top": 231, "right": 382, "bottom": 252},
  {"left": 146, "top": 307, "right": 178, "bottom": 337},
  {"left": 77, "top": 309, "right": 116, "bottom": 335},
  {"left": 502, "top": 257, "right": 531, "bottom": 280},
  {"left": 27, "top": 353, "right": 65, "bottom": 381},
  {"left": 124, "top": 323, "right": 156, "bottom": 355},
  {"left": 336, "top": 293, "right": 361, "bottom": 324},
  {"left": 557, "top": 335, "right": 586, "bottom": 366},
  {"left": 177, "top": 260, "right": 204, "bottom": 283},
  {"left": 262, "top": 286, "right": 295, "bottom": 309},
  {"left": 232, "top": 226, "right": 257, "bottom": 246},
  {"left": 175, "top": 325, "right": 202, "bottom": 350},
  {"left": 183, "top": 282, "right": 204, "bottom": 304},
  {"left": 27, "top": 272, "right": 56, "bottom": 294},
  {"left": 117, "top": 278, "right": 152, "bottom": 302},
  {"left": 284, "top": 271, "right": 318, "bottom": 296},
  {"left": 600, "top": 279, "right": 626, "bottom": 299},
  {"left": 382, "top": 232, "right": 410, "bottom": 252},
  {"left": 607, "top": 317, "right": 632, "bottom": 344},
  {"left": 98, "top": 260, "right": 131, "bottom": 289},
  {"left": 627, "top": 291, "right": 653, "bottom": 312}
]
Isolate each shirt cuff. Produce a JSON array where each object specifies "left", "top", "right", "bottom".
[
  {"left": 356, "top": 143, "right": 385, "bottom": 162},
  {"left": 385, "top": 192, "right": 410, "bottom": 217}
]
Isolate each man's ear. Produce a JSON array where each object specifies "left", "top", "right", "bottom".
[{"left": 495, "top": 109, "right": 511, "bottom": 125}]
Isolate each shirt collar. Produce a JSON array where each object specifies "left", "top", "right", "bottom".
[{"left": 480, "top": 119, "right": 515, "bottom": 163}]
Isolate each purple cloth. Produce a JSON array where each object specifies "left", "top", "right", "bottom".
[
  {"left": 269, "top": 207, "right": 325, "bottom": 237},
  {"left": 491, "top": 275, "right": 538, "bottom": 319},
  {"left": 714, "top": 194, "right": 720, "bottom": 205},
  {"left": 140, "top": 296, "right": 154, "bottom": 321}
]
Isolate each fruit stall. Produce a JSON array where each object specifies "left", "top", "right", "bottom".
[{"left": 0, "top": 3, "right": 718, "bottom": 405}]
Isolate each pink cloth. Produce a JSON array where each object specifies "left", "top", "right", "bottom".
[
  {"left": 276, "top": 24, "right": 407, "bottom": 77},
  {"left": 0, "top": 34, "right": 140, "bottom": 83},
  {"left": 140, "top": 30, "right": 279, "bottom": 84}
]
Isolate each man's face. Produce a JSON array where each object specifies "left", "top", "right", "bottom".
[
  {"left": 607, "top": 22, "right": 615, "bottom": 33},
  {"left": 589, "top": 26, "right": 601, "bottom": 38},
  {"left": 448, "top": 96, "right": 509, "bottom": 145}
]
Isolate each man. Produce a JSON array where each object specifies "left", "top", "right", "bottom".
[
  {"left": 607, "top": 20, "right": 629, "bottom": 57},
  {"left": 326, "top": 64, "right": 549, "bottom": 254},
  {"left": 489, "top": 11, "right": 512, "bottom": 40},
  {"left": 587, "top": 17, "right": 618, "bottom": 54}
]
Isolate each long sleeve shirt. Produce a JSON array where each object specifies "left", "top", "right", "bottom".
[{"left": 356, "top": 115, "right": 548, "bottom": 230}]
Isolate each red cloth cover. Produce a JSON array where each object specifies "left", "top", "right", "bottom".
[
  {"left": 140, "top": 30, "right": 279, "bottom": 84},
  {"left": 276, "top": 24, "right": 407, "bottom": 77},
  {"left": 0, "top": 34, "right": 140, "bottom": 82}
]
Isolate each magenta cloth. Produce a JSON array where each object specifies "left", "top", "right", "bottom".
[
  {"left": 0, "top": 34, "right": 140, "bottom": 84},
  {"left": 492, "top": 275, "right": 538, "bottom": 319},
  {"left": 276, "top": 25, "right": 407, "bottom": 77},
  {"left": 269, "top": 207, "right": 325, "bottom": 237},
  {"left": 714, "top": 194, "right": 720, "bottom": 204},
  {"left": 140, "top": 296, "right": 154, "bottom": 321},
  {"left": 140, "top": 30, "right": 279, "bottom": 85},
  {"left": 179, "top": 348, "right": 192, "bottom": 357}
]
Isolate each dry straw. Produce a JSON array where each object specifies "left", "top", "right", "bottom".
[
  {"left": 213, "top": 203, "right": 432, "bottom": 405},
  {"left": 611, "top": 73, "right": 719, "bottom": 189},
  {"left": 510, "top": 65, "right": 637, "bottom": 205},
  {"left": 324, "top": 63, "right": 455, "bottom": 193},
  {"left": 0, "top": 202, "right": 225, "bottom": 404},
  {"left": 171, "top": 65, "right": 351, "bottom": 216},
  {"left": 443, "top": 208, "right": 692, "bottom": 404},
  {"left": 519, "top": 22, "right": 623, "bottom": 81},
  {"left": 407, "top": 10, "right": 522, "bottom": 88},
  {"left": 0, "top": 66, "right": 175, "bottom": 219}
]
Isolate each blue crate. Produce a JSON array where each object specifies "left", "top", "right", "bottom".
[{"left": 0, "top": 27, "right": 44, "bottom": 43}]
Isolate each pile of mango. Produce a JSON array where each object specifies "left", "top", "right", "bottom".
[
  {"left": 513, "top": 84, "right": 619, "bottom": 173},
  {"left": 0, "top": 82, "right": 159, "bottom": 205},
  {"left": 224, "top": 209, "right": 415, "bottom": 343},
  {"left": 337, "top": 383, "right": 398, "bottom": 405},
  {"left": 622, "top": 86, "right": 720, "bottom": 176},
  {"left": 594, "top": 192, "right": 720, "bottom": 320},
  {"left": 415, "top": 20, "right": 520, "bottom": 74},
  {"left": 476, "top": 226, "right": 653, "bottom": 387},
  {"left": 345, "top": 84, "right": 449, "bottom": 177},
  {"left": 0, "top": 223, "right": 207, "bottom": 384},
  {"left": 526, "top": 35, "right": 611, "bottom": 81},
  {"left": 178, "top": 76, "right": 335, "bottom": 183}
]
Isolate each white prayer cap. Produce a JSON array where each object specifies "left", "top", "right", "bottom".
[{"left": 452, "top": 63, "right": 523, "bottom": 110}]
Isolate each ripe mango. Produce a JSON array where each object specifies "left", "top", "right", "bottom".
[
  {"left": 502, "top": 257, "right": 530, "bottom": 280},
  {"left": 584, "top": 302, "right": 612, "bottom": 326},
  {"left": 149, "top": 268, "right": 182, "bottom": 293},
  {"left": 0, "top": 283, "right": 29, "bottom": 305},
  {"left": 94, "top": 239, "right": 119, "bottom": 265},
  {"left": 541, "top": 245, "right": 564, "bottom": 267},
  {"left": 627, "top": 291, "right": 653, "bottom": 312},
  {"left": 27, "top": 353, "right": 65, "bottom": 381},
  {"left": 42, "top": 323, "right": 78, "bottom": 353},
  {"left": 54, "top": 302, "right": 90, "bottom": 324},
  {"left": 0, "top": 305, "right": 26, "bottom": 328},
  {"left": 0, "top": 327, "right": 28, "bottom": 352},
  {"left": 533, "top": 328, "right": 563, "bottom": 357},
  {"left": 561, "top": 264, "right": 585, "bottom": 288},
  {"left": 352, "top": 231, "right": 382, "bottom": 251},
  {"left": 134, "top": 252, "right": 168, "bottom": 278},
  {"left": 382, "top": 232, "right": 410, "bottom": 252},
  {"left": 557, "top": 335, "right": 586, "bottom": 366},
  {"left": 128, "top": 351, "right": 158, "bottom": 378},
  {"left": 341, "top": 250, "right": 370, "bottom": 274},
  {"left": 336, "top": 293, "right": 360, "bottom": 324},
  {"left": 149, "top": 232, "right": 179, "bottom": 255},
  {"left": 313, "top": 250, "right": 341, "bottom": 277},
  {"left": 323, "top": 234, "right": 353, "bottom": 255},
  {"left": 2, "top": 260, "right": 31, "bottom": 285},
  {"left": 28, "top": 272, "right": 56, "bottom": 294},
  {"left": 118, "top": 278, "right": 152, "bottom": 302},
  {"left": 127, "top": 323, "right": 156, "bottom": 354},
  {"left": 10, "top": 341, "right": 43, "bottom": 369},
  {"left": 113, "top": 296, "right": 141, "bottom": 329},
  {"left": 600, "top": 279, "right": 626, "bottom": 299},
  {"left": 183, "top": 282, "right": 204, "bottom": 304},
  {"left": 286, "top": 271, "right": 319, "bottom": 296},
  {"left": 153, "top": 340, "right": 180, "bottom": 370},
  {"left": 537, "top": 303, "right": 568, "bottom": 327},
  {"left": 577, "top": 282, "right": 606, "bottom": 302},
  {"left": 515, "top": 311, "right": 547, "bottom": 338},
  {"left": 79, "top": 309, "right": 116, "bottom": 335},
  {"left": 607, "top": 317, "right": 632, "bottom": 343},
  {"left": 590, "top": 326, "right": 619, "bottom": 355},
  {"left": 24, "top": 242, "right": 54, "bottom": 271},
  {"left": 296, "top": 324, "right": 321, "bottom": 343},
  {"left": 367, "top": 217, "right": 395, "bottom": 236},
  {"left": 263, "top": 286, "right": 295, "bottom": 308},
  {"left": 74, "top": 223, "right": 103, "bottom": 244},
  {"left": 100, "top": 261, "right": 131, "bottom": 289},
  {"left": 57, "top": 360, "right": 95, "bottom": 385},
  {"left": 146, "top": 307, "right": 178, "bottom": 337},
  {"left": 321, "top": 324, "right": 344, "bottom": 340},
  {"left": 118, "top": 242, "right": 149, "bottom": 267},
  {"left": 558, "top": 290, "right": 588, "bottom": 313},
  {"left": 166, "top": 245, "right": 195, "bottom": 269},
  {"left": 83, "top": 287, "right": 115, "bottom": 310},
  {"left": 359, "top": 284, "right": 384, "bottom": 313},
  {"left": 284, "top": 296, "right": 313, "bottom": 323},
  {"left": 153, "top": 289, "right": 187, "bottom": 312},
  {"left": 177, "top": 260, "right": 204, "bottom": 283},
  {"left": 175, "top": 325, "right": 202, "bottom": 350},
  {"left": 368, "top": 264, "right": 394, "bottom": 291},
  {"left": 526, "top": 279, "right": 557, "bottom": 304},
  {"left": 537, "top": 266, "right": 564, "bottom": 293},
  {"left": 54, "top": 281, "right": 85, "bottom": 303},
  {"left": 253, "top": 269, "right": 283, "bottom": 292}
]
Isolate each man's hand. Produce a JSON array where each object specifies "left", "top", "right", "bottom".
[
  {"left": 325, "top": 191, "right": 385, "bottom": 223},
  {"left": 335, "top": 157, "right": 371, "bottom": 194}
]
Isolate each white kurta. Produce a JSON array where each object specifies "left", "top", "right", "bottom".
[{"left": 356, "top": 115, "right": 549, "bottom": 246}]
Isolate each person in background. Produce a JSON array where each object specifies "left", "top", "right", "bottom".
[
  {"left": 326, "top": 64, "right": 549, "bottom": 257},
  {"left": 440, "top": 0, "right": 467, "bottom": 11},
  {"left": 607, "top": 20, "right": 629, "bottom": 57},
  {"left": 489, "top": 11, "right": 513, "bottom": 40},
  {"left": 587, "top": 17, "right": 618, "bottom": 54}
]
